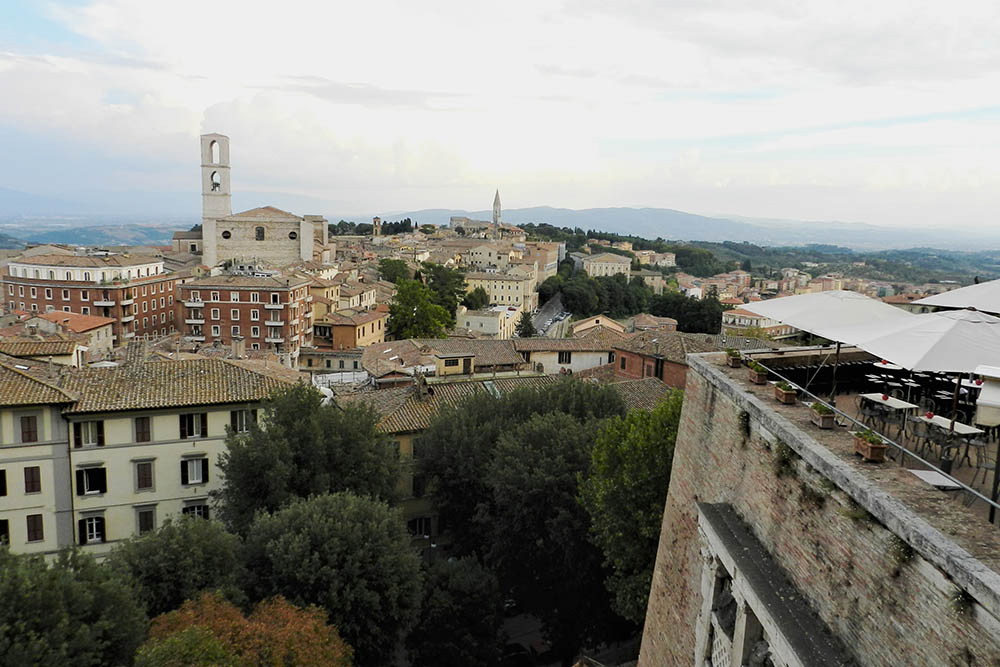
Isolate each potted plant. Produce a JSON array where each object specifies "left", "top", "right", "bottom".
[
  {"left": 774, "top": 381, "right": 797, "bottom": 405},
  {"left": 853, "top": 429, "right": 889, "bottom": 462},
  {"left": 810, "top": 402, "right": 835, "bottom": 429},
  {"left": 725, "top": 348, "right": 741, "bottom": 368},
  {"left": 748, "top": 361, "right": 768, "bottom": 385}
]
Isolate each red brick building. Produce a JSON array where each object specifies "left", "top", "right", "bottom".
[
  {"left": 3, "top": 254, "right": 179, "bottom": 345},
  {"left": 178, "top": 274, "right": 313, "bottom": 366},
  {"left": 613, "top": 330, "right": 719, "bottom": 388}
]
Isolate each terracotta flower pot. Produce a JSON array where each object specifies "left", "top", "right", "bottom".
[
  {"left": 811, "top": 411, "right": 834, "bottom": 429},
  {"left": 774, "top": 386, "right": 796, "bottom": 405},
  {"left": 748, "top": 369, "right": 767, "bottom": 385},
  {"left": 727, "top": 356, "right": 741, "bottom": 368},
  {"left": 853, "top": 433, "right": 888, "bottom": 462}
]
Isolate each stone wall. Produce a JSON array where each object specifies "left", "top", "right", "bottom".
[{"left": 639, "top": 352, "right": 1000, "bottom": 666}]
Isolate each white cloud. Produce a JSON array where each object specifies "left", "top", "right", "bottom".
[{"left": 0, "top": 0, "right": 996, "bottom": 225}]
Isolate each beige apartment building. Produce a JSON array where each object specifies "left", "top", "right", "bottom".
[
  {"left": 0, "top": 355, "right": 294, "bottom": 558},
  {"left": 457, "top": 305, "right": 521, "bottom": 339},
  {"left": 465, "top": 271, "right": 538, "bottom": 311},
  {"left": 582, "top": 253, "right": 632, "bottom": 279}
]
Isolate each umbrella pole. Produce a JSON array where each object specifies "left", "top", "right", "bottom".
[
  {"left": 828, "top": 342, "right": 841, "bottom": 407},
  {"left": 992, "top": 441, "right": 1000, "bottom": 524},
  {"left": 949, "top": 373, "right": 961, "bottom": 434}
]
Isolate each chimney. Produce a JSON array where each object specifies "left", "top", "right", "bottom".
[{"left": 232, "top": 335, "right": 245, "bottom": 359}]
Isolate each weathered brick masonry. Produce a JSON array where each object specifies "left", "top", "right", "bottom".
[{"left": 639, "top": 352, "right": 1000, "bottom": 666}]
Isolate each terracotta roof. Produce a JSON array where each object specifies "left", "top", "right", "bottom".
[
  {"left": 464, "top": 272, "right": 529, "bottom": 282},
  {"left": 575, "top": 362, "right": 619, "bottom": 382},
  {"left": 614, "top": 331, "right": 720, "bottom": 364},
  {"left": 60, "top": 358, "right": 298, "bottom": 414},
  {"left": 611, "top": 377, "right": 673, "bottom": 411},
  {"left": 219, "top": 206, "right": 303, "bottom": 222},
  {"left": 0, "top": 338, "right": 81, "bottom": 357},
  {"left": 180, "top": 274, "right": 309, "bottom": 289},
  {"left": 11, "top": 254, "right": 162, "bottom": 267},
  {"left": 584, "top": 253, "right": 632, "bottom": 264},
  {"left": 0, "top": 355, "right": 75, "bottom": 407},
  {"left": 412, "top": 339, "right": 525, "bottom": 367},
  {"left": 344, "top": 375, "right": 559, "bottom": 434},
  {"left": 572, "top": 325, "right": 631, "bottom": 348},
  {"left": 726, "top": 308, "right": 764, "bottom": 317},
  {"left": 324, "top": 310, "right": 387, "bottom": 326},
  {"left": 631, "top": 313, "right": 678, "bottom": 329},
  {"left": 36, "top": 311, "right": 114, "bottom": 333},
  {"left": 513, "top": 334, "right": 622, "bottom": 352}
]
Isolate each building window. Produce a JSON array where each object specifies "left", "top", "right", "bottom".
[
  {"left": 250, "top": 309, "right": 259, "bottom": 321},
  {"left": 221, "top": 230, "right": 231, "bottom": 239},
  {"left": 81, "top": 306, "right": 90, "bottom": 315},
  {"left": 26, "top": 515, "right": 43, "bottom": 543},
  {"left": 24, "top": 466, "right": 41, "bottom": 493},
  {"left": 230, "top": 309, "right": 239, "bottom": 320},
  {"left": 444, "top": 358, "right": 459, "bottom": 367},
  {"left": 30, "top": 287, "right": 36, "bottom": 298},
  {"left": 231, "top": 326, "right": 240, "bottom": 336},
  {"left": 0, "top": 469, "right": 5, "bottom": 496},
  {"left": 230, "top": 409, "right": 257, "bottom": 434},
  {"left": 136, "top": 507, "right": 156, "bottom": 534},
  {"left": 62, "top": 289, "right": 70, "bottom": 300},
  {"left": 76, "top": 467, "right": 107, "bottom": 495},
  {"left": 19, "top": 416, "right": 38, "bottom": 443},
  {"left": 135, "top": 460, "right": 154, "bottom": 491},
  {"left": 250, "top": 292, "right": 259, "bottom": 302},
  {"left": 620, "top": 356, "right": 627, "bottom": 369},
  {"left": 271, "top": 292, "right": 280, "bottom": 304},
  {"left": 142, "top": 301, "right": 148, "bottom": 312},
  {"left": 132, "top": 415, "right": 151, "bottom": 443},
  {"left": 44, "top": 288, "right": 52, "bottom": 299},
  {"left": 182, "top": 504, "right": 210, "bottom": 519},
  {"left": 211, "top": 291, "right": 220, "bottom": 301},
  {"left": 79, "top": 516, "right": 105, "bottom": 545},
  {"left": 181, "top": 458, "right": 209, "bottom": 485},
  {"left": 211, "top": 325, "right": 221, "bottom": 337},
  {"left": 407, "top": 517, "right": 432, "bottom": 537},
  {"left": 558, "top": 351, "right": 572, "bottom": 364},
  {"left": 338, "top": 360, "right": 345, "bottom": 369},
  {"left": 211, "top": 308, "right": 220, "bottom": 320},
  {"left": 255, "top": 227, "right": 265, "bottom": 241},
  {"left": 73, "top": 421, "right": 105, "bottom": 448},
  {"left": 251, "top": 326, "right": 260, "bottom": 338},
  {"left": 179, "top": 413, "right": 208, "bottom": 439},
  {"left": 0, "top": 519, "right": 8, "bottom": 545}
]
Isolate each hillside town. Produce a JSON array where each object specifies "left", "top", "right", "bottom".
[{"left": 4, "top": 134, "right": 1000, "bottom": 666}]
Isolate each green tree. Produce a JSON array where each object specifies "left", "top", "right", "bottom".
[
  {"left": 406, "top": 557, "right": 502, "bottom": 667},
  {"left": 242, "top": 493, "right": 422, "bottom": 667},
  {"left": 0, "top": 548, "right": 147, "bottom": 665},
  {"left": 579, "top": 392, "right": 683, "bottom": 623},
  {"left": 378, "top": 258, "right": 410, "bottom": 284},
  {"left": 418, "top": 380, "right": 626, "bottom": 557},
  {"left": 462, "top": 286, "right": 490, "bottom": 310},
  {"left": 107, "top": 517, "right": 245, "bottom": 617},
  {"left": 486, "top": 413, "right": 619, "bottom": 664},
  {"left": 135, "top": 627, "right": 239, "bottom": 667},
  {"left": 537, "top": 275, "right": 563, "bottom": 304},
  {"left": 388, "top": 279, "right": 451, "bottom": 339},
  {"left": 216, "top": 383, "right": 398, "bottom": 535},
  {"left": 420, "top": 262, "right": 467, "bottom": 324},
  {"left": 514, "top": 311, "right": 536, "bottom": 337}
]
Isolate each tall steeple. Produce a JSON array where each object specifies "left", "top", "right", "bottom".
[{"left": 492, "top": 189, "right": 501, "bottom": 225}]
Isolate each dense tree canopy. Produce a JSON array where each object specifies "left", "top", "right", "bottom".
[
  {"left": 216, "top": 383, "right": 398, "bottom": 534},
  {"left": 388, "top": 279, "right": 452, "bottom": 339},
  {"left": 461, "top": 286, "right": 489, "bottom": 310},
  {"left": 378, "top": 258, "right": 410, "bottom": 284},
  {"left": 406, "top": 557, "right": 503, "bottom": 667},
  {"left": 579, "top": 392, "right": 684, "bottom": 623},
  {"left": 107, "top": 517, "right": 245, "bottom": 617},
  {"left": 420, "top": 262, "right": 467, "bottom": 325},
  {"left": 558, "top": 273, "right": 651, "bottom": 319},
  {"left": 0, "top": 548, "right": 147, "bottom": 666},
  {"left": 649, "top": 292, "right": 725, "bottom": 334},
  {"left": 136, "top": 592, "right": 352, "bottom": 667},
  {"left": 242, "top": 492, "right": 422, "bottom": 667},
  {"left": 514, "top": 311, "right": 536, "bottom": 337},
  {"left": 486, "top": 412, "right": 618, "bottom": 663}
]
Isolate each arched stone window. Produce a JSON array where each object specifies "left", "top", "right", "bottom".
[
  {"left": 48, "top": 270, "right": 55, "bottom": 279},
  {"left": 210, "top": 140, "right": 220, "bottom": 164},
  {"left": 211, "top": 171, "right": 221, "bottom": 192},
  {"left": 255, "top": 227, "right": 265, "bottom": 241}
]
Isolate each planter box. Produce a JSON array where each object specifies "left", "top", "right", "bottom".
[
  {"left": 810, "top": 410, "right": 835, "bottom": 429},
  {"left": 748, "top": 369, "right": 767, "bottom": 385},
  {"left": 774, "top": 386, "right": 796, "bottom": 405},
  {"left": 726, "top": 356, "right": 741, "bottom": 368},
  {"left": 853, "top": 434, "right": 888, "bottom": 462}
]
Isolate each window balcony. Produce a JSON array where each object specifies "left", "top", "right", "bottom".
[
  {"left": 265, "top": 336, "right": 285, "bottom": 343},
  {"left": 120, "top": 297, "right": 134, "bottom": 306},
  {"left": 187, "top": 335, "right": 205, "bottom": 342},
  {"left": 121, "top": 314, "right": 135, "bottom": 323},
  {"left": 94, "top": 299, "right": 115, "bottom": 307},
  {"left": 183, "top": 299, "right": 203, "bottom": 308},
  {"left": 265, "top": 320, "right": 285, "bottom": 327},
  {"left": 123, "top": 330, "right": 135, "bottom": 338},
  {"left": 185, "top": 318, "right": 205, "bottom": 325},
  {"left": 265, "top": 303, "right": 284, "bottom": 310}
]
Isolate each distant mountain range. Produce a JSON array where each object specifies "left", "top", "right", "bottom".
[{"left": 1, "top": 185, "right": 998, "bottom": 251}]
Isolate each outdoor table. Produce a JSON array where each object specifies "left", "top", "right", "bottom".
[
  {"left": 872, "top": 361, "right": 903, "bottom": 371},
  {"left": 908, "top": 469, "right": 962, "bottom": 491},
  {"left": 918, "top": 415, "right": 984, "bottom": 436},
  {"left": 861, "top": 394, "right": 917, "bottom": 438}
]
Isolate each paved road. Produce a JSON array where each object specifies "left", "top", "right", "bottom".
[{"left": 533, "top": 294, "right": 564, "bottom": 333}]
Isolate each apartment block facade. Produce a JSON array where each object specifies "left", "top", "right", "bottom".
[
  {"left": 3, "top": 254, "right": 179, "bottom": 344},
  {"left": 179, "top": 274, "right": 313, "bottom": 365}
]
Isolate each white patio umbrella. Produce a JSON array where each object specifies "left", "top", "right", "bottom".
[
  {"left": 745, "top": 290, "right": 913, "bottom": 345},
  {"left": 913, "top": 279, "right": 1000, "bottom": 315},
  {"left": 746, "top": 290, "right": 914, "bottom": 402}
]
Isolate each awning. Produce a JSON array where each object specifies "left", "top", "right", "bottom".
[{"left": 913, "top": 279, "right": 1000, "bottom": 315}]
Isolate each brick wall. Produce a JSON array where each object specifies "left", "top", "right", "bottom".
[
  {"left": 615, "top": 350, "right": 689, "bottom": 389},
  {"left": 639, "top": 353, "right": 1000, "bottom": 666}
]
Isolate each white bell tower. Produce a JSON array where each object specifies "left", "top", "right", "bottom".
[{"left": 200, "top": 133, "right": 231, "bottom": 267}]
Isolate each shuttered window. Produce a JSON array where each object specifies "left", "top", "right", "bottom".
[
  {"left": 179, "top": 413, "right": 208, "bottom": 439},
  {"left": 180, "top": 458, "right": 209, "bottom": 485}
]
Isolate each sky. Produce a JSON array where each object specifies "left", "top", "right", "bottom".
[{"left": 2, "top": 0, "right": 1000, "bottom": 227}]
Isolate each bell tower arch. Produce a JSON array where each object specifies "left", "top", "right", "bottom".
[{"left": 200, "top": 133, "right": 232, "bottom": 267}]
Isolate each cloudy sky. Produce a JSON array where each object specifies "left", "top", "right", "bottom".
[{"left": 2, "top": 0, "right": 1000, "bottom": 227}]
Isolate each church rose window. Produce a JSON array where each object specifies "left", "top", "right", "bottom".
[
  {"left": 221, "top": 230, "right": 231, "bottom": 239},
  {"left": 288, "top": 231, "right": 298, "bottom": 240}
]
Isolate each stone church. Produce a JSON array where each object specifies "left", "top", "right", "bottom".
[{"left": 183, "top": 133, "right": 330, "bottom": 268}]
